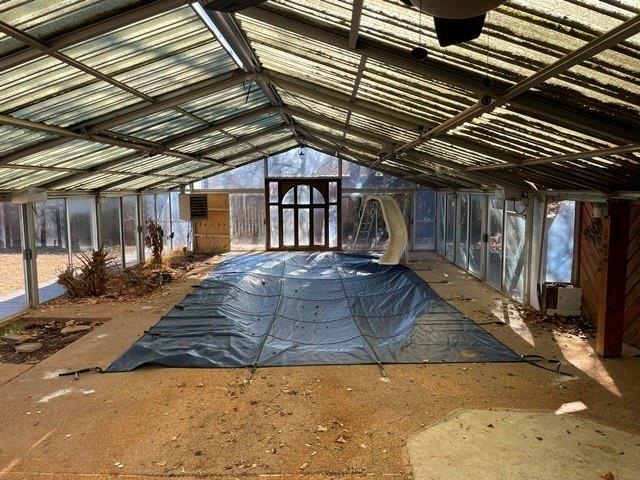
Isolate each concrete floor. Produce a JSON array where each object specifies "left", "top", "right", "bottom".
[{"left": 0, "top": 252, "right": 638, "bottom": 479}]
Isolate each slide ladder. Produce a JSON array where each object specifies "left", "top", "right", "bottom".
[{"left": 353, "top": 195, "right": 408, "bottom": 265}]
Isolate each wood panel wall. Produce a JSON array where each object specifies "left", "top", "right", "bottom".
[
  {"left": 578, "top": 202, "right": 604, "bottom": 325},
  {"left": 624, "top": 205, "right": 640, "bottom": 347},
  {"left": 579, "top": 202, "right": 640, "bottom": 349},
  {"left": 193, "top": 193, "right": 230, "bottom": 253}
]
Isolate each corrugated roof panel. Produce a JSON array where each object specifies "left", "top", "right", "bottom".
[
  {"left": 277, "top": 89, "right": 348, "bottom": 124},
  {"left": 223, "top": 114, "right": 283, "bottom": 137},
  {"left": 238, "top": 14, "right": 361, "bottom": 94},
  {"left": 150, "top": 160, "right": 206, "bottom": 177},
  {"left": 357, "top": 57, "right": 477, "bottom": 125},
  {"left": 179, "top": 81, "right": 269, "bottom": 123},
  {"left": 112, "top": 110, "right": 203, "bottom": 142},
  {"left": 348, "top": 112, "right": 417, "bottom": 144},
  {"left": 8, "top": 140, "right": 135, "bottom": 170},
  {"left": 0, "top": 167, "right": 69, "bottom": 190},
  {"left": 0, "top": 0, "right": 143, "bottom": 55},
  {"left": 173, "top": 130, "right": 231, "bottom": 154},
  {"left": 53, "top": 172, "right": 132, "bottom": 191},
  {"left": 0, "top": 125, "right": 56, "bottom": 155},
  {"left": 62, "top": 6, "right": 237, "bottom": 97},
  {"left": 110, "top": 154, "right": 183, "bottom": 174}
]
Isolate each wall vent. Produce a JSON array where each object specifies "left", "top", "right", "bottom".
[{"left": 189, "top": 195, "right": 208, "bottom": 220}]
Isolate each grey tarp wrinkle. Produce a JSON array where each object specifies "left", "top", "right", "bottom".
[{"left": 107, "top": 252, "right": 521, "bottom": 371}]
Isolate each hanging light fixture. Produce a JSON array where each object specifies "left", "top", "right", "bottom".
[{"left": 298, "top": 145, "right": 305, "bottom": 157}]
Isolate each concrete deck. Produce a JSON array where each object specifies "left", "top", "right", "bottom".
[{"left": 0, "top": 252, "right": 638, "bottom": 479}]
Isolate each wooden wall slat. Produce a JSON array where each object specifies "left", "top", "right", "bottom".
[{"left": 623, "top": 204, "right": 640, "bottom": 347}]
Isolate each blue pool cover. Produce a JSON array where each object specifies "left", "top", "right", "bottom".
[{"left": 108, "top": 252, "right": 521, "bottom": 371}]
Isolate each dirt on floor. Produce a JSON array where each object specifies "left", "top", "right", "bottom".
[
  {"left": 0, "top": 318, "right": 102, "bottom": 364},
  {"left": 0, "top": 251, "right": 638, "bottom": 480}
]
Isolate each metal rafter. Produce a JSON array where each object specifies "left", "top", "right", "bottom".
[
  {"left": 130, "top": 136, "right": 297, "bottom": 191},
  {"left": 382, "top": 12, "right": 640, "bottom": 161},
  {"left": 0, "top": 70, "right": 256, "bottom": 165},
  {"left": 0, "top": 0, "right": 185, "bottom": 71},
  {"left": 348, "top": 0, "right": 364, "bottom": 50},
  {"left": 468, "top": 144, "right": 640, "bottom": 171},
  {"left": 0, "top": 19, "right": 212, "bottom": 130},
  {"left": 240, "top": 5, "right": 640, "bottom": 145},
  {"left": 41, "top": 124, "right": 288, "bottom": 190},
  {"left": 203, "top": 7, "right": 304, "bottom": 145}
]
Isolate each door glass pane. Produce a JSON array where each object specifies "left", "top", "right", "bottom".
[
  {"left": 0, "top": 203, "right": 27, "bottom": 319},
  {"left": 486, "top": 197, "right": 504, "bottom": 289},
  {"left": 544, "top": 200, "right": 576, "bottom": 282},
  {"left": 455, "top": 194, "right": 469, "bottom": 269},
  {"left": 122, "top": 196, "right": 139, "bottom": 266},
  {"left": 445, "top": 194, "right": 456, "bottom": 261},
  {"left": 283, "top": 208, "right": 295, "bottom": 246},
  {"left": 269, "top": 182, "right": 278, "bottom": 203},
  {"left": 297, "top": 185, "right": 310, "bottom": 204},
  {"left": 100, "top": 197, "right": 122, "bottom": 266},
  {"left": 35, "top": 199, "right": 68, "bottom": 302},
  {"left": 329, "top": 205, "right": 338, "bottom": 247},
  {"left": 312, "top": 187, "right": 324, "bottom": 204},
  {"left": 68, "top": 198, "right": 96, "bottom": 261},
  {"left": 504, "top": 202, "right": 527, "bottom": 301},
  {"left": 329, "top": 182, "right": 337, "bottom": 203},
  {"left": 298, "top": 209, "right": 310, "bottom": 246},
  {"left": 282, "top": 188, "right": 295, "bottom": 205},
  {"left": 469, "top": 195, "right": 483, "bottom": 276},
  {"left": 270, "top": 206, "right": 279, "bottom": 248},
  {"left": 314, "top": 208, "right": 325, "bottom": 246}
]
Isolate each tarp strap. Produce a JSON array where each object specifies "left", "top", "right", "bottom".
[
  {"left": 521, "top": 354, "right": 574, "bottom": 377},
  {"left": 332, "top": 252, "right": 387, "bottom": 378},
  {"left": 58, "top": 367, "right": 104, "bottom": 379},
  {"left": 250, "top": 253, "right": 288, "bottom": 374}
]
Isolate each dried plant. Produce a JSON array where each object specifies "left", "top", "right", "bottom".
[
  {"left": 144, "top": 219, "right": 164, "bottom": 265},
  {"left": 57, "top": 244, "right": 117, "bottom": 297}
]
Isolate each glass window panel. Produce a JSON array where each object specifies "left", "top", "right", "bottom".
[
  {"left": 269, "top": 205, "right": 279, "bottom": 248},
  {"left": 445, "top": 194, "right": 456, "bottom": 261},
  {"left": 283, "top": 208, "right": 295, "bottom": 246},
  {"left": 415, "top": 190, "right": 435, "bottom": 250},
  {"left": 170, "top": 192, "right": 191, "bottom": 254},
  {"left": 487, "top": 197, "right": 504, "bottom": 289},
  {"left": 341, "top": 193, "right": 360, "bottom": 247},
  {"left": 436, "top": 192, "right": 446, "bottom": 256},
  {"left": 122, "top": 195, "right": 139, "bottom": 266},
  {"left": 469, "top": 195, "right": 483, "bottom": 276},
  {"left": 156, "top": 193, "right": 171, "bottom": 251},
  {"left": 297, "top": 185, "right": 310, "bottom": 204},
  {"left": 269, "top": 181, "right": 278, "bottom": 203},
  {"left": 68, "top": 197, "right": 96, "bottom": 260},
  {"left": 298, "top": 209, "right": 310, "bottom": 246},
  {"left": 194, "top": 160, "right": 265, "bottom": 189},
  {"left": 544, "top": 200, "right": 576, "bottom": 283},
  {"left": 230, "top": 193, "right": 265, "bottom": 250},
  {"left": 142, "top": 194, "right": 155, "bottom": 260},
  {"left": 99, "top": 197, "right": 122, "bottom": 266},
  {"left": 34, "top": 199, "right": 68, "bottom": 302},
  {"left": 268, "top": 148, "right": 339, "bottom": 177},
  {"left": 341, "top": 159, "right": 413, "bottom": 188},
  {"left": 0, "top": 203, "right": 27, "bottom": 319},
  {"left": 314, "top": 208, "right": 325, "bottom": 246},
  {"left": 455, "top": 194, "right": 469, "bottom": 269},
  {"left": 504, "top": 204, "right": 527, "bottom": 301}
]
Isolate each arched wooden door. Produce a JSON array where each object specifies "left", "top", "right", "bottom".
[{"left": 266, "top": 178, "right": 341, "bottom": 250}]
